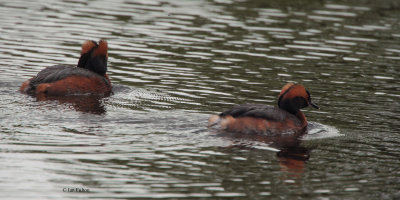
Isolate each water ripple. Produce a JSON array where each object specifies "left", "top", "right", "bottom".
[{"left": 1, "top": 0, "right": 400, "bottom": 199}]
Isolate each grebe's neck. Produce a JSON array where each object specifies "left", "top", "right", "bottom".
[{"left": 295, "top": 111, "right": 308, "bottom": 128}]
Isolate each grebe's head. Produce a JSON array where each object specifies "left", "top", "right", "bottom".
[
  {"left": 77, "top": 40, "right": 108, "bottom": 75},
  {"left": 278, "top": 83, "right": 319, "bottom": 114}
]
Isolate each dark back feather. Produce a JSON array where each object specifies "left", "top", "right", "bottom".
[
  {"left": 219, "top": 104, "right": 300, "bottom": 123},
  {"left": 26, "top": 65, "right": 110, "bottom": 94}
]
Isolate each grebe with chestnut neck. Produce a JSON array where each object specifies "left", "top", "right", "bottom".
[
  {"left": 20, "top": 40, "right": 111, "bottom": 96},
  {"left": 208, "top": 83, "right": 319, "bottom": 135}
]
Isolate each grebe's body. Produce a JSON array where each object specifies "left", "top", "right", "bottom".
[
  {"left": 20, "top": 40, "right": 111, "bottom": 96},
  {"left": 208, "top": 83, "right": 318, "bottom": 135}
]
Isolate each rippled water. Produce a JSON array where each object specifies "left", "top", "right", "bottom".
[{"left": 1, "top": 0, "right": 400, "bottom": 199}]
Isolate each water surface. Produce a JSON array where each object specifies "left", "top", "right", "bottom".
[{"left": 1, "top": 0, "right": 399, "bottom": 199}]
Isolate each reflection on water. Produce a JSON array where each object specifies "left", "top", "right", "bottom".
[
  {"left": 277, "top": 146, "right": 310, "bottom": 177},
  {"left": 216, "top": 130, "right": 312, "bottom": 180},
  {"left": 1, "top": 0, "right": 400, "bottom": 199},
  {"left": 34, "top": 94, "right": 108, "bottom": 114}
]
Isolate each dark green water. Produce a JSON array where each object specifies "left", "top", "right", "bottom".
[{"left": 0, "top": 0, "right": 399, "bottom": 199}]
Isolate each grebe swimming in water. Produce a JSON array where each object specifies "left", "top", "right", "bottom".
[
  {"left": 208, "top": 83, "right": 319, "bottom": 135},
  {"left": 20, "top": 40, "right": 111, "bottom": 96}
]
